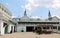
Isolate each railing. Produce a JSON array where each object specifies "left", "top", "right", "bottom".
[{"left": 42, "top": 29, "right": 52, "bottom": 31}]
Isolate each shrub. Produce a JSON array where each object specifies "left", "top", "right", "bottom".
[
  {"left": 33, "top": 28, "right": 35, "bottom": 32},
  {"left": 36, "top": 27, "right": 42, "bottom": 34}
]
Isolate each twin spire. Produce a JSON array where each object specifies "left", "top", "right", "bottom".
[{"left": 24, "top": 10, "right": 52, "bottom": 20}]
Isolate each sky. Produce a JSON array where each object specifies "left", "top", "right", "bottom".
[{"left": 0, "top": 0, "right": 60, "bottom": 18}]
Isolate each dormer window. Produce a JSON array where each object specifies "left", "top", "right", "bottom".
[
  {"left": 48, "top": 17, "right": 52, "bottom": 21},
  {"left": 37, "top": 18, "right": 40, "bottom": 20}
]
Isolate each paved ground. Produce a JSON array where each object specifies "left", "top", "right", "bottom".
[{"left": 0, "top": 32, "right": 60, "bottom": 38}]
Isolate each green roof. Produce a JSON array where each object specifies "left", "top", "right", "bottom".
[{"left": 9, "top": 20, "right": 16, "bottom": 25}]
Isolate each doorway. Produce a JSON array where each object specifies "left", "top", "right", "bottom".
[
  {"left": 26, "top": 26, "right": 34, "bottom": 32},
  {"left": 4, "top": 23, "right": 8, "bottom": 34}
]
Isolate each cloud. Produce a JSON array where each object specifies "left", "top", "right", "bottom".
[
  {"left": 24, "top": 3, "right": 32, "bottom": 11},
  {"left": 52, "top": 0, "right": 60, "bottom": 8},
  {"left": 28, "top": 0, "right": 40, "bottom": 7},
  {"left": 21, "top": 0, "right": 60, "bottom": 11},
  {"left": 12, "top": 16, "right": 16, "bottom": 18},
  {"left": 21, "top": 0, "right": 40, "bottom": 11},
  {"left": 30, "top": 16, "right": 40, "bottom": 19}
]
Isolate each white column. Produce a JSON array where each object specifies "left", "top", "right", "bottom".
[
  {"left": 24, "top": 24, "right": 26, "bottom": 32},
  {"left": 50, "top": 27, "right": 51, "bottom": 30},
  {"left": 8, "top": 25, "right": 11, "bottom": 33},
  {"left": 0, "top": 20, "right": 4, "bottom": 35},
  {"left": 57, "top": 26, "right": 58, "bottom": 31},
  {"left": 12, "top": 26, "right": 14, "bottom": 32},
  {"left": 34, "top": 26, "right": 35, "bottom": 30},
  {"left": 15, "top": 25, "right": 17, "bottom": 32}
]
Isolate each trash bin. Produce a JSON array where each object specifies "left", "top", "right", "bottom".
[{"left": 21, "top": 30, "right": 24, "bottom": 32}]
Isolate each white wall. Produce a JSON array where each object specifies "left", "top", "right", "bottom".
[
  {"left": 17, "top": 25, "right": 26, "bottom": 32},
  {"left": 8, "top": 23, "right": 15, "bottom": 33},
  {"left": 8, "top": 24, "right": 11, "bottom": 33},
  {"left": 52, "top": 24, "right": 60, "bottom": 32},
  {"left": 17, "top": 24, "right": 36, "bottom": 32}
]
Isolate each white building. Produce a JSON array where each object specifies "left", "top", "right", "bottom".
[
  {"left": 0, "top": 3, "right": 15, "bottom": 35},
  {"left": 13, "top": 10, "right": 60, "bottom": 33},
  {"left": 1, "top": 3, "right": 60, "bottom": 35}
]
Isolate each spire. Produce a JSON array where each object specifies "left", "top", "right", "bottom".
[
  {"left": 48, "top": 10, "right": 51, "bottom": 18},
  {"left": 48, "top": 10, "right": 52, "bottom": 20},
  {"left": 24, "top": 10, "right": 27, "bottom": 16}
]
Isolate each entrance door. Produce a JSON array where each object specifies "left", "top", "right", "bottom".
[
  {"left": 11, "top": 26, "right": 13, "bottom": 32},
  {"left": 26, "top": 26, "right": 34, "bottom": 32},
  {"left": 4, "top": 25, "right": 8, "bottom": 34},
  {"left": 14, "top": 26, "right": 16, "bottom": 32},
  {"left": 3, "top": 23, "right": 8, "bottom": 34}
]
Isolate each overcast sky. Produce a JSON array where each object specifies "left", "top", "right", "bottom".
[{"left": 0, "top": 0, "right": 60, "bottom": 18}]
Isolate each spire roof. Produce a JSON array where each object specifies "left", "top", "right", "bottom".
[
  {"left": 24, "top": 10, "right": 27, "bottom": 16},
  {"left": 48, "top": 10, "right": 51, "bottom": 18}
]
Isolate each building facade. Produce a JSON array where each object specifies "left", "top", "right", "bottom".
[
  {"left": 0, "top": 3, "right": 15, "bottom": 35},
  {"left": 13, "top": 10, "right": 60, "bottom": 33},
  {"left": 0, "top": 3, "right": 60, "bottom": 35}
]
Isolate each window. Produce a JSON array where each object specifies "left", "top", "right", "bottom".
[
  {"left": 53, "top": 26, "right": 57, "bottom": 29},
  {"left": 43, "top": 27, "right": 46, "bottom": 29},
  {"left": 46, "top": 27, "right": 49, "bottom": 29},
  {"left": 58, "top": 26, "right": 60, "bottom": 30}
]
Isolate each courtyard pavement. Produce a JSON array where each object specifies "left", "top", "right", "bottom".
[{"left": 0, "top": 32, "right": 60, "bottom": 38}]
